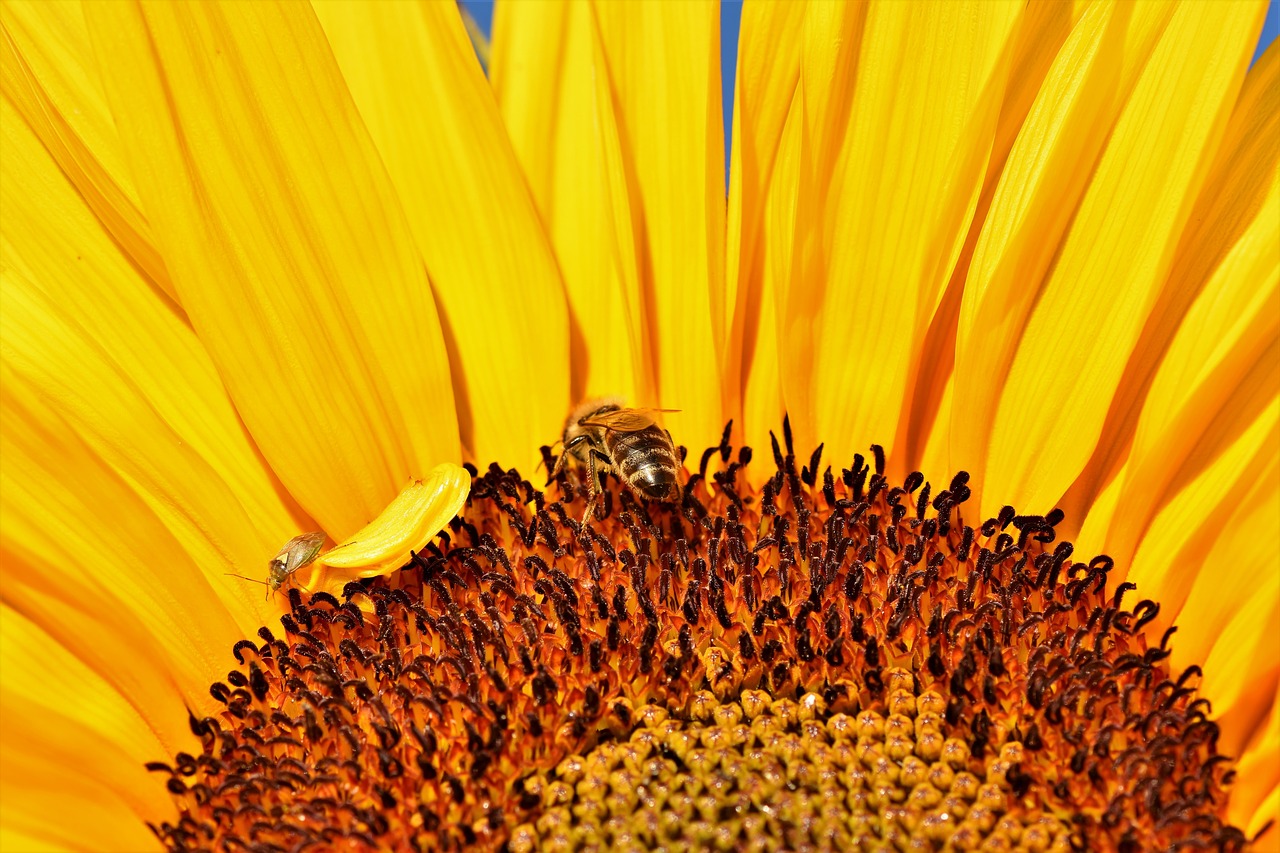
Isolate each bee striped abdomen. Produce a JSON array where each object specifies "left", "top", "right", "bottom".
[{"left": 606, "top": 426, "right": 679, "bottom": 501}]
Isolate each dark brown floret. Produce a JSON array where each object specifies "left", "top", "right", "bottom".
[{"left": 149, "top": 425, "right": 1254, "bottom": 851}]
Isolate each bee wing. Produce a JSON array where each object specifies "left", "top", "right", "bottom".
[
  {"left": 274, "top": 531, "right": 327, "bottom": 574},
  {"left": 578, "top": 407, "right": 680, "bottom": 433}
]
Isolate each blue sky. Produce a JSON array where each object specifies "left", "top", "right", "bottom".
[{"left": 462, "top": 0, "right": 1280, "bottom": 164}]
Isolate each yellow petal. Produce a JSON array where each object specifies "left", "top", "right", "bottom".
[
  {"left": 952, "top": 1, "right": 1132, "bottom": 505},
  {"left": 0, "top": 97, "right": 304, "bottom": 628},
  {"left": 915, "top": 373, "right": 956, "bottom": 486},
  {"left": 898, "top": 281, "right": 963, "bottom": 482},
  {"left": 745, "top": 84, "right": 806, "bottom": 460},
  {"left": 795, "top": 2, "right": 865, "bottom": 191},
  {"left": 1232, "top": 684, "right": 1280, "bottom": 840},
  {"left": 314, "top": 1, "right": 567, "bottom": 471},
  {"left": 724, "top": 0, "right": 805, "bottom": 450},
  {"left": 591, "top": 1, "right": 727, "bottom": 453},
  {"left": 1245, "top": 783, "right": 1279, "bottom": 846},
  {"left": 488, "top": 1, "right": 563, "bottom": 226},
  {"left": 83, "top": 0, "right": 459, "bottom": 536},
  {"left": 740, "top": 261, "right": 785, "bottom": 464},
  {"left": 1072, "top": 453, "right": 1128, "bottom": 556},
  {"left": 987, "top": 1, "right": 1087, "bottom": 173},
  {"left": 1, "top": 741, "right": 162, "bottom": 853},
  {"left": 490, "top": 0, "right": 647, "bottom": 407},
  {"left": 0, "top": 830, "right": 69, "bottom": 853},
  {"left": 1192, "top": 484, "right": 1280, "bottom": 756},
  {"left": 783, "top": 1, "right": 1022, "bottom": 468},
  {"left": 1166, "top": 461, "right": 1279, "bottom": 770},
  {"left": 0, "top": 0, "right": 171, "bottom": 303},
  {"left": 773, "top": 77, "right": 824, "bottom": 460},
  {"left": 1, "top": 370, "right": 244, "bottom": 741},
  {"left": 0, "top": 607, "right": 168, "bottom": 852},
  {"left": 587, "top": 5, "right": 660, "bottom": 417},
  {"left": 1087, "top": 50, "right": 1280, "bottom": 574},
  {"left": 1063, "top": 39, "right": 1280, "bottom": 544},
  {"left": 314, "top": 464, "right": 470, "bottom": 586},
  {"left": 899, "top": 0, "right": 1083, "bottom": 477},
  {"left": 964, "top": 1, "right": 1266, "bottom": 516},
  {"left": 1109, "top": 247, "right": 1278, "bottom": 574},
  {"left": 1126, "top": 397, "right": 1278, "bottom": 629}
]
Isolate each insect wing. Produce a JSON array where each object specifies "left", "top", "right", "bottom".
[
  {"left": 578, "top": 407, "right": 680, "bottom": 433},
  {"left": 274, "top": 531, "right": 327, "bottom": 575}
]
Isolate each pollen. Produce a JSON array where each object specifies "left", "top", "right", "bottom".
[{"left": 148, "top": 423, "right": 1255, "bottom": 851}]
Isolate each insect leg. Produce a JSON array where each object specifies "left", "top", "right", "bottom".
[
  {"left": 551, "top": 434, "right": 590, "bottom": 482},
  {"left": 581, "top": 446, "right": 603, "bottom": 526}
]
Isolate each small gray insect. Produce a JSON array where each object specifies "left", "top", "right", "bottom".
[{"left": 226, "top": 531, "right": 326, "bottom": 599}]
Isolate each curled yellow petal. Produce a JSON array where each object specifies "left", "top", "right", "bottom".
[{"left": 314, "top": 464, "right": 471, "bottom": 581}]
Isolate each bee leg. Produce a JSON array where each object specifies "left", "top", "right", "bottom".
[
  {"left": 579, "top": 450, "right": 597, "bottom": 526},
  {"left": 551, "top": 435, "right": 589, "bottom": 486},
  {"left": 582, "top": 448, "right": 615, "bottom": 526}
]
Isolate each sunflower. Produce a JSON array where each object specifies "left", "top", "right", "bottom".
[{"left": 1, "top": 0, "right": 1276, "bottom": 850}]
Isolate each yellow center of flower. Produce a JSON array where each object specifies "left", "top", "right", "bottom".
[
  {"left": 148, "top": 427, "right": 1250, "bottom": 851},
  {"left": 508, "top": 686, "right": 1072, "bottom": 852}
]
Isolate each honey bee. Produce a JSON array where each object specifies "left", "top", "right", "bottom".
[
  {"left": 226, "top": 531, "right": 326, "bottom": 599},
  {"left": 551, "top": 398, "right": 681, "bottom": 523}
]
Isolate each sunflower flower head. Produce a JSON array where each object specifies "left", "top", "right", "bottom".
[
  {"left": 143, "top": 426, "right": 1258, "bottom": 850},
  {"left": 1, "top": 1, "right": 1277, "bottom": 851}
]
